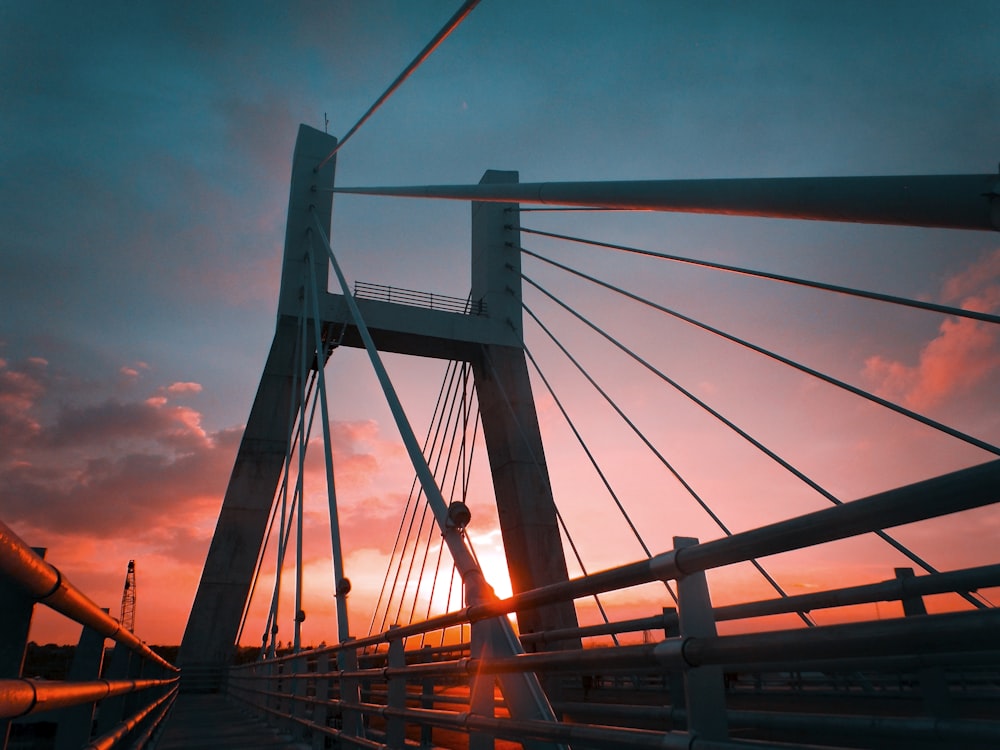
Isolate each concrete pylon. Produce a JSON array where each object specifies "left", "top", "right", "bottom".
[
  {"left": 471, "top": 171, "right": 580, "bottom": 647},
  {"left": 178, "top": 125, "right": 337, "bottom": 679},
  {"left": 181, "top": 148, "right": 579, "bottom": 680}
]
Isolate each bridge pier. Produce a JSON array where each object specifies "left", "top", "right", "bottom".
[{"left": 471, "top": 170, "right": 580, "bottom": 647}]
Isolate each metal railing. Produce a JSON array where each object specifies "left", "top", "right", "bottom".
[
  {"left": 0, "top": 519, "right": 179, "bottom": 750},
  {"left": 225, "top": 459, "right": 1000, "bottom": 749},
  {"left": 354, "top": 281, "right": 487, "bottom": 315}
]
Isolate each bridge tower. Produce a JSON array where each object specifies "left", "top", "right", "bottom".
[{"left": 178, "top": 126, "right": 578, "bottom": 680}]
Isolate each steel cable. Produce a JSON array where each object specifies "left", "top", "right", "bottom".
[
  {"left": 520, "top": 227, "right": 1000, "bottom": 326},
  {"left": 520, "top": 297, "right": 814, "bottom": 625},
  {"left": 522, "top": 265, "right": 991, "bottom": 609},
  {"left": 522, "top": 248, "right": 1000, "bottom": 458},
  {"left": 317, "top": 0, "right": 482, "bottom": 168}
]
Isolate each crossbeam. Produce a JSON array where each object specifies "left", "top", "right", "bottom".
[{"left": 334, "top": 173, "right": 1000, "bottom": 231}]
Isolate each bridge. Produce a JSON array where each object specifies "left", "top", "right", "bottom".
[{"left": 2, "top": 4, "right": 1000, "bottom": 749}]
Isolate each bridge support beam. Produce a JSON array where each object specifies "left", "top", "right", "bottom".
[
  {"left": 471, "top": 170, "right": 580, "bottom": 647},
  {"left": 179, "top": 125, "right": 338, "bottom": 676}
]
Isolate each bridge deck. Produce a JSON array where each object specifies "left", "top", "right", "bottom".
[{"left": 155, "top": 695, "right": 308, "bottom": 750}]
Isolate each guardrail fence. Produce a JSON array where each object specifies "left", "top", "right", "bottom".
[
  {"left": 224, "top": 459, "right": 1000, "bottom": 749},
  {"left": 0, "top": 520, "right": 179, "bottom": 750}
]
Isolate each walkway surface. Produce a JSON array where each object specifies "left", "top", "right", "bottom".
[{"left": 155, "top": 694, "right": 309, "bottom": 749}]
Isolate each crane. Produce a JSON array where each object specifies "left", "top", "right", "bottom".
[{"left": 120, "top": 559, "right": 136, "bottom": 633}]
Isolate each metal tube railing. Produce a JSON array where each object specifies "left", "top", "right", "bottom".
[
  {"left": 227, "top": 458, "right": 999, "bottom": 750},
  {"left": 0, "top": 678, "right": 177, "bottom": 720},
  {"left": 0, "top": 520, "right": 177, "bottom": 673},
  {"left": 354, "top": 281, "right": 487, "bottom": 315},
  {"left": 229, "top": 458, "right": 1000, "bottom": 671},
  {"left": 554, "top": 702, "right": 1000, "bottom": 746},
  {"left": 521, "top": 562, "right": 1000, "bottom": 646},
  {"left": 82, "top": 685, "right": 178, "bottom": 750},
  {"left": 492, "top": 458, "right": 1000, "bottom": 616},
  {"left": 273, "top": 609, "right": 990, "bottom": 681},
  {"left": 0, "top": 518, "right": 179, "bottom": 750}
]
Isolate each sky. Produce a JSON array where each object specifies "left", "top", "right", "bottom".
[{"left": 1, "top": 1, "right": 998, "bottom": 648}]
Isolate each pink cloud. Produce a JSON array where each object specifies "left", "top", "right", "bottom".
[
  {"left": 1, "top": 352, "right": 459, "bottom": 644},
  {"left": 941, "top": 248, "right": 1000, "bottom": 306},
  {"left": 863, "top": 249, "right": 1000, "bottom": 410},
  {"left": 165, "top": 381, "right": 203, "bottom": 394}
]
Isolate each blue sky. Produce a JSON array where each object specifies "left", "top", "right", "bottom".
[{"left": 2, "top": 1, "right": 997, "bottom": 644}]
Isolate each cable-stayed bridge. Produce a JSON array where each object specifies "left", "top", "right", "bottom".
[{"left": 2, "top": 5, "right": 1000, "bottom": 748}]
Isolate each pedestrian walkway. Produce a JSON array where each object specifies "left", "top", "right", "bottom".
[{"left": 155, "top": 694, "right": 308, "bottom": 750}]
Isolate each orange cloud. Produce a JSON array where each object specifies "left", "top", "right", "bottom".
[{"left": 863, "top": 249, "right": 1000, "bottom": 410}]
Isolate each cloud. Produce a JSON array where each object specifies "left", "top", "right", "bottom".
[
  {"left": 46, "top": 397, "right": 210, "bottom": 452},
  {"left": 165, "top": 381, "right": 203, "bottom": 394},
  {"left": 2, "top": 353, "right": 412, "bottom": 572},
  {"left": 0, "top": 358, "right": 47, "bottom": 459},
  {"left": 863, "top": 249, "right": 1000, "bottom": 410},
  {"left": 120, "top": 362, "right": 150, "bottom": 380}
]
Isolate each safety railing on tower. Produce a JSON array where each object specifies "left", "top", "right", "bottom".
[
  {"left": 225, "top": 458, "right": 1000, "bottom": 750},
  {"left": 0, "top": 519, "right": 178, "bottom": 750},
  {"left": 355, "top": 281, "right": 487, "bottom": 316}
]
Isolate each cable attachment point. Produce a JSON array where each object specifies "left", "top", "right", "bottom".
[
  {"left": 336, "top": 577, "right": 352, "bottom": 597},
  {"left": 447, "top": 502, "right": 471, "bottom": 531}
]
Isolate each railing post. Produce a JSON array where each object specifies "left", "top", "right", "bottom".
[
  {"left": 121, "top": 642, "right": 146, "bottom": 719},
  {"left": 662, "top": 606, "right": 686, "bottom": 714},
  {"left": 0, "top": 547, "right": 43, "bottom": 750},
  {"left": 338, "top": 638, "right": 362, "bottom": 739},
  {"left": 312, "top": 651, "right": 329, "bottom": 750},
  {"left": 94, "top": 640, "right": 134, "bottom": 736},
  {"left": 420, "top": 645, "right": 434, "bottom": 749},
  {"left": 275, "top": 659, "right": 286, "bottom": 719},
  {"left": 54, "top": 611, "right": 108, "bottom": 750},
  {"left": 895, "top": 567, "right": 954, "bottom": 717},
  {"left": 386, "top": 627, "right": 406, "bottom": 749},
  {"left": 290, "top": 653, "right": 308, "bottom": 741},
  {"left": 261, "top": 658, "right": 275, "bottom": 716},
  {"left": 250, "top": 661, "right": 266, "bottom": 717},
  {"left": 468, "top": 619, "right": 495, "bottom": 750},
  {"left": 674, "top": 536, "right": 728, "bottom": 741}
]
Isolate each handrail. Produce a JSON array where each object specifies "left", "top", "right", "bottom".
[
  {"left": 232, "top": 458, "right": 1000, "bottom": 666},
  {"left": 228, "top": 607, "right": 1000, "bottom": 748},
  {"left": 0, "top": 677, "right": 178, "bottom": 720},
  {"left": 82, "top": 685, "right": 178, "bottom": 750},
  {"left": 521, "top": 562, "right": 1000, "bottom": 645},
  {"left": 227, "top": 458, "right": 1000, "bottom": 750},
  {"left": 0, "top": 520, "right": 176, "bottom": 673},
  {"left": 354, "top": 280, "right": 486, "bottom": 315}
]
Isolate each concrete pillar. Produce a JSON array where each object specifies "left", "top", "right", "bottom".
[
  {"left": 179, "top": 125, "right": 337, "bottom": 674},
  {"left": 471, "top": 170, "right": 579, "bottom": 648}
]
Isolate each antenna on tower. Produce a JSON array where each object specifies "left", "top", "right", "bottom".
[{"left": 120, "top": 560, "right": 136, "bottom": 633}]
